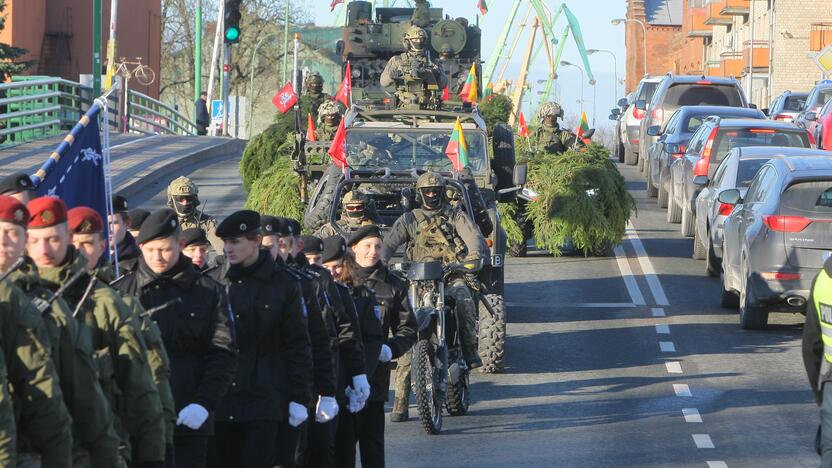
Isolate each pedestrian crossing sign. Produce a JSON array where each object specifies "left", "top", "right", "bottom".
[{"left": 211, "top": 100, "right": 224, "bottom": 120}]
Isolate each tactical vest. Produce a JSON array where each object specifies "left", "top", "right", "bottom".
[
  {"left": 815, "top": 269, "right": 832, "bottom": 386},
  {"left": 394, "top": 53, "right": 441, "bottom": 110},
  {"left": 407, "top": 207, "right": 467, "bottom": 264},
  {"left": 535, "top": 126, "right": 571, "bottom": 155}
]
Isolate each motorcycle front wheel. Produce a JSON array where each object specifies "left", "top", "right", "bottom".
[
  {"left": 446, "top": 351, "right": 470, "bottom": 416},
  {"left": 413, "top": 338, "right": 445, "bottom": 434}
]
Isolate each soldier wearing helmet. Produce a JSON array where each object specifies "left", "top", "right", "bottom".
[
  {"left": 166, "top": 176, "right": 223, "bottom": 253},
  {"left": 314, "top": 190, "right": 379, "bottom": 238},
  {"left": 315, "top": 101, "right": 342, "bottom": 141},
  {"left": 379, "top": 25, "right": 447, "bottom": 110},
  {"left": 304, "top": 72, "right": 331, "bottom": 122},
  {"left": 533, "top": 101, "right": 582, "bottom": 155}
]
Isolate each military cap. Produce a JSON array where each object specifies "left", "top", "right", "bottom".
[
  {"left": 347, "top": 225, "right": 382, "bottom": 247},
  {"left": 260, "top": 215, "right": 293, "bottom": 237},
  {"left": 301, "top": 235, "right": 324, "bottom": 254},
  {"left": 137, "top": 208, "right": 179, "bottom": 244},
  {"left": 216, "top": 210, "right": 261, "bottom": 239},
  {"left": 128, "top": 208, "right": 150, "bottom": 230},
  {"left": 27, "top": 197, "right": 68, "bottom": 229},
  {"left": 181, "top": 228, "right": 209, "bottom": 247},
  {"left": 0, "top": 172, "right": 35, "bottom": 195},
  {"left": 322, "top": 235, "right": 347, "bottom": 264},
  {"left": 0, "top": 195, "right": 29, "bottom": 227},
  {"left": 287, "top": 218, "right": 303, "bottom": 237},
  {"left": 67, "top": 207, "right": 105, "bottom": 234}
]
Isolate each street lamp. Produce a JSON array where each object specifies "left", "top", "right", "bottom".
[
  {"left": 611, "top": 18, "right": 648, "bottom": 78},
  {"left": 560, "top": 60, "right": 584, "bottom": 116},
  {"left": 586, "top": 48, "right": 620, "bottom": 100}
]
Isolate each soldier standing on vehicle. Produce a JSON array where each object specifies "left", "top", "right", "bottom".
[
  {"left": 314, "top": 191, "right": 378, "bottom": 239},
  {"left": 109, "top": 195, "right": 142, "bottom": 273},
  {"left": 206, "top": 211, "right": 312, "bottom": 468},
  {"left": 316, "top": 101, "right": 342, "bottom": 141},
  {"left": 382, "top": 171, "right": 485, "bottom": 370},
  {"left": 533, "top": 102, "right": 581, "bottom": 155},
  {"left": 380, "top": 26, "right": 447, "bottom": 109},
  {"left": 27, "top": 197, "right": 166, "bottom": 468},
  {"left": 113, "top": 209, "right": 237, "bottom": 468},
  {"left": 166, "top": 176, "right": 223, "bottom": 254},
  {"left": 304, "top": 73, "right": 331, "bottom": 123}
]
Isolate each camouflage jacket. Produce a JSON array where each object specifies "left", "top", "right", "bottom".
[
  {"left": 533, "top": 125, "right": 580, "bottom": 155},
  {"left": 316, "top": 123, "right": 339, "bottom": 142}
]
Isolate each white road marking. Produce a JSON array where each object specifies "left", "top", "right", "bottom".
[
  {"left": 707, "top": 462, "right": 728, "bottom": 468},
  {"left": 693, "top": 434, "right": 715, "bottom": 449},
  {"left": 626, "top": 222, "right": 670, "bottom": 306},
  {"left": 109, "top": 135, "right": 158, "bottom": 150},
  {"left": 652, "top": 307, "right": 666, "bottom": 317},
  {"left": 673, "top": 384, "right": 692, "bottom": 397},
  {"left": 665, "top": 361, "right": 683, "bottom": 374},
  {"left": 655, "top": 324, "right": 671, "bottom": 334},
  {"left": 505, "top": 302, "right": 637, "bottom": 309},
  {"left": 682, "top": 408, "right": 702, "bottom": 423},
  {"left": 659, "top": 341, "right": 676, "bottom": 352},
  {"left": 613, "top": 245, "right": 647, "bottom": 306}
]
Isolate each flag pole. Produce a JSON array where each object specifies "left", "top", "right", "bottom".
[{"left": 95, "top": 88, "right": 119, "bottom": 276}]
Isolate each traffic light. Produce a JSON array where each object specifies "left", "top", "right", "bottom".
[{"left": 224, "top": 0, "right": 242, "bottom": 44}]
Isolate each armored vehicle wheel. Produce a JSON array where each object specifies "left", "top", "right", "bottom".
[
  {"left": 508, "top": 241, "right": 527, "bottom": 257},
  {"left": 445, "top": 352, "right": 470, "bottom": 416},
  {"left": 478, "top": 294, "right": 506, "bottom": 374},
  {"left": 303, "top": 166, "right": 341, "bottom": 232},
  {"left": 413, "top": 339, "right": 445, "bottom": 434}
]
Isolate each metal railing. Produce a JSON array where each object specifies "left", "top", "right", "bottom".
[{"left": 0, "top": 76, "right": 196, "bottom": 148}]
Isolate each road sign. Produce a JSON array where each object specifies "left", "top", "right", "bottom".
[
  {"left": 812, "top": 44, "right": 832, "bottom": 76},
  {"left": 211, "top": 100, "right": 224, "bottom": 120}
]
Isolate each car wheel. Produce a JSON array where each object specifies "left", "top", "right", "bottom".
[
  {"left": 681, "top": 204, "right": 695, "bottom": 237},
  {"left": 638, "top": 153, "right": 646, "bottom": 172},
  {"left": 667, "top": 187, "right": 682, "bottom": 223},
  {"left": 624, "top": 147, "right": 637, "bottom": 165},
  {"left": 692, "top": 226, "right": 706, "bottom": 259},
  {"left": 618, "top": 142, "right": 626, "bottom": 163},
  {"left": 645, "top": 160, "right": 658, "bottom": 197},
  {"left": 720, "top": 271, "right": 739, "bottom": 309},
  {"left": 739, "top": 274, "right": 768, "bottom": 330},
  {"left": 706, "top": 236, "right": 721, "bottom": 277}
]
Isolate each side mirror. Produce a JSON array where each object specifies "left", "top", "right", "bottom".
[
  {"left": 608, "top": 114, "right": 618, "bottom": 121},
  {"left": 513, "top": 163, "right": 528, "bottom": 186},
  {"left": 618, "top": 97, "right": 629, "bottom": 108},
  {"left": 717, "top": 188, "right": 742, "bottom": 205},
  {"left": 611, "top": 108, "right": 621, "bottom": 116},
  {"left": 582, "top": 128, "right": 596, "bottom": 139},
  {"left": 806, "top": 111, "right": 818, "bottom": 121},
  {"left": 664, "top": 143, "right": 681, "bottom": 155},
  {"left": 693, "top": 175, "right": 709, "bottom": 186},
  {"left": 749, "top": 103, "right": 758, "bottom": 110},
  {"left": 646, "top": 125, "right": 661, "bottom": 136},
  {"left": 636, "top": 99, "right": 647, "bottom": 111}
]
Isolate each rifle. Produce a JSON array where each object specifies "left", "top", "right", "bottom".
[
  {"left": 72, "top": 274, "right": 99, "bottom": 318},
  {"left": 0, "top": 258, "right": 26, "bottom": 283},
  {"left": 32, "top": 270, "right": 86, "bottom": 316},
  {"left": 141, "top": 298, "right": 182, "bottom": 319}
]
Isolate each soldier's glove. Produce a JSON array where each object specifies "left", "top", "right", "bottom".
[
  {"left": 345, "top": 387, "right": 366, "bottom": 413},
  {"left": 176, "top": 403, "right": 209, "bottom": 430},
  {"left": 288, "top": 401, "right": 309, "bottom": 427},
  {"left": 379, "top": 344, "right": 393, "bottom": 363},
  {"left": 315, "top": 396, "right": 339, "bottom": 423},
  {"left": 352, "top": 374, "right": 371, "bottom": 403}
]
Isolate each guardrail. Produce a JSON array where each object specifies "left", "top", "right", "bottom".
[{"left": 0, "top": 76, "right": 196, "bottom": 148}]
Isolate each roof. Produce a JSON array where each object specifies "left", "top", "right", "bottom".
[
  {"left": 735, "top": 147, "right": 830, "bottom": 160},
  {"left": 713, "top": 118, "right": 803, "bottom": 130},
  {"left": 665, "top": 75, "right": 739, "bottom": 85},
  {"left": 771, "top": 155, "right": 832, "bottom": 173},
  {"left": 678, "top": 106, "right": 763, "bottom": 118},
  {"left": 644, "top": 0, "right": 683, "bottom": 26}
]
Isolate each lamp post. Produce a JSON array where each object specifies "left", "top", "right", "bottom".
[
  {"left": 611, "top": 18, "right": 648, "bottom": 78},
  {"left": 560, "top": 60, "right": 584, "bottom": 116},
  {"left": 586, "top": 48, "right": 619, "bottom": 100}
]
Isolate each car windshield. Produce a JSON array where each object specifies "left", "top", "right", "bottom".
[
  {"left": 819, "top": 89, "right": 832, "bottom": 109},
  {"left": 783, "top": 95, "right": 807, "bottom": 112},
  {"left": 713, "top": 128, "right": 809, "bottom": 163},
  {"left": 685, "top": 113, "right": 759, "bottom": 133},
  {"left": 638, "top": 82, "right": 659, "bottom": 103},
  {"left": 781, "top": 180, "right": 832, "bottom": 214},
  {"left": 345, "top": 128, "right": 488, "bottom": 173},
  {"left": 666, "top": 83, "right": 744, "bottom": 107},
  {"left": 736, "top": 159, "right": 770, "bottom": 187}
]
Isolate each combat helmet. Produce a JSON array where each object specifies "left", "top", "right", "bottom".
[
  {"left": 167, "top": 176, "right": 200, "bottom": 216},
  {"left": 341, "top": 191, "right": 366, "bottom": 220},
  {"left": 403, "top": 26, "right": 428, "bottom": 52},
  {"left": 538, "top": 101, "right": 563, "bottom": 122},
  {"left": 415, "top": 171, "right": 446, "bottom": 211},
  {"left": 317, "top": 101, "right": 341, "bottom": 124},
  {"left": 306, "top": 72, "right": 324, "bottom": 93}
]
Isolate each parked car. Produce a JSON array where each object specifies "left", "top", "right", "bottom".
[
  {"left": 645, "top": 105, "right": 765, "bottom": 207},
  {"left": 622, "top": 77, "right": 662, "bottom": 166},
  {"left": 612, "top": 93, "right": 632, "bottom": 162},
  {"left": 636, "top": 74, "right": 749, "bottom": 173},
  {"left": 692, "top": 146, "right": 825, "bottom": 276},
  {"left": 668, "top": 118, "right": 810, "bottom": 236},
  {"left": 821, "top": 100, "right": 832, "bottom": 150},
  {"left": 794, "top": 80, "right": 832, "bottom": 132},
  {"left": 766, "top": 90, "right": 808, "bottom": 122},
  {"left": 805, "top": 99, "right": 832, "bottom": 150},
  {"left": 719, "top": 154, "right": 832, "bottom": 329}
]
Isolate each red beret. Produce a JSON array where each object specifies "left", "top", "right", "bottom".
[
  {"left": 27, "top": 197, "right": 68, "bottom": 229},
  {"left": 0, "top": 195, "right": 29, "bottom": 227},
  {"left": 68, "top": 206, "right": 104, "bottom": 234}
]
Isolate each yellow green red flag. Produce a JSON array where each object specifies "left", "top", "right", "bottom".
[
  {"left": 576, "top": 111, "right": 590, "bottom": 139},
  {"left": 445, "top": 117, "right": 469, "bottom": 171},
  {"left": 459, "top": 63, "right": 478, "bottom": 104},
  {"left": 484, "top": 82, "right": 493, "bottom": 99}
]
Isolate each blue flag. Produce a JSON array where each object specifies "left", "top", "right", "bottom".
[{"left": 35, "top": 114, "right": 107, "bottom": 221}]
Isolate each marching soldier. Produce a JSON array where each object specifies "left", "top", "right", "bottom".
[
  {"left": 0, "top": 352, "right": 14, "bottom": 466},
  {"left": 113, "top": 209, "right": 237, "bottom": 468},
  {"left": 181, "top": 228, "right": 211, "bottom": 271},
  {"left": 380, "top": 26, "right": 447, "bottom": 109},
  {"left": 316, "top": 101, "right": 342, "bottom": 141},
  {"left": 166, "top": 177, "right": 223, "bottom": 254},
  {"left": 110, "top": 195, "right": 142, "bottom": 273},
  {"left": 27, "top": 197, "right": 166, "bottom": 468},
  {"left": 128, "top": 209, "right": 150, "bottom": 240}
]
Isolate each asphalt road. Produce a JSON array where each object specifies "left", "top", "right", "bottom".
[{"left": 132, "top": 153, "right": 819, "bottom": 467}]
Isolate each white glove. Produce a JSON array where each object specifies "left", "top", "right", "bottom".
[
  {"left": 288, "top": 401, "right": 308, "bottom": 427},
  {"left": 315, "top": 396, "right": 339, "bottom": 423},
  {"left": 352, "top": 374, "right": 371, "bottom": 403},
  {"left": 379, "top": 344, "right": 393, "bottom": 363},
  {"left": 345, "top": 387, "right": 366, "bottom": 413},
  {"left": 176, "top": 403, "right": 209, "bottom": 430}
]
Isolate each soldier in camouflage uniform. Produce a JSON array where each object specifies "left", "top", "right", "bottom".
[
  {"left": 0, "top": 351, "right": 14, "bottom": 466},
  {"left": 304, "top": 73, "right": 332, "bottom": 123},
  {"left": 166, "top": 176, "right": 223, "bottom": 254},
  {"left": 533, "top": 102, "right": 582, "bottom": 155},
  {"left": 314, "top": 191, "right": 378, "bottom": 239},
  {"left": 316, "top": 101, "right": 342, "bottom": 141},
  {"left": 380, "top": 26, "right": 447, "bottom": 110}
]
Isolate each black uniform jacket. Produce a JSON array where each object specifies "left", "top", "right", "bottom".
[
  {"left": 216, "top": 251, "right": 314, "bottom": 421},
  {"left": 115, "top": 254, "right": 237, "bottom": 436},
  {"left": 114, "top": 231, "right": 141, "bottom": 274}
]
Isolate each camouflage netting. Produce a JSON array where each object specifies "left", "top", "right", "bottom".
[
  {"left": 523, "top": 144, "right": 634, "bottom": 256},
  {"left": 497, "top": 201, "right": 523, "bottom": 245},
  {"left": 240, "top": 122, "right": 294, "bottom": 191},
  {"left": 478, "top": 94, "right": 513, "bottom": 137},
  {"left": 244, "top": 156, "right": 305, "bottom": 222}
]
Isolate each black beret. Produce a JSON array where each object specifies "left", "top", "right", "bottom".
[
  {"left": 216, "top": 210, "right": 261, "bottom": 238},
  {"left": 322, "top": 236, "right": 347, "bottom": 264},
  {"left": 0, "top": 173, "right": 34, "bottom": 195},
  {"left": 287, "top": 218, "right": 302, "bottom": 237},
  {"left": 347, "top": 225, "right": 382, "bottom": 247},
  {"left": 182, "top": 228, "right": 209, "bottom": 247},
  {"left": 128, "top": 208, "right": 150, "bottom": 230},
  {"left": 112, "top": 194, "right": 129, "bottom": 213},
  {"left": 137, "top": 209, "right": 179, "bottom": 244},
  {"left": 261, "top": 215, "right": 293, "bottom": 237},
  {"left": 301, "top": 235, "right": 323, "bottom": 254}
]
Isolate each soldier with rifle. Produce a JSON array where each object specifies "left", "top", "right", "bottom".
[{"left": 380, "top": 26, "right": 447, "bottom": 110}]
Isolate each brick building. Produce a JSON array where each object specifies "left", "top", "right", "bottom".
[
  {"left": 0, "top": 0, "right": 161, "bottom": 97},
  {"left": 624, "top": 0, "right": 684, "bottom": 92}
]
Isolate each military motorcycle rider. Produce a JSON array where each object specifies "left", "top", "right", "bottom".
[
  {"left": 315, "top": 191, "right": 380, "bottom": 239},
  {"left": 533, "top": 101, "right": 583, "bottom": 155},
  {"left": 166, "top": 176, "right": 223, "bottom": 254},
  {"left": 380, "top": 26, "right": 448, "bottom": 109}
]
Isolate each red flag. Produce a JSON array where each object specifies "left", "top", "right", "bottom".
[
  {"left": 442, "top": 86, "right": 449, "bottom": 102},
  {"left": 327, "top": 119, "right": 348, "bottom": 169},
  {"left": 334, "top": 62, "right": 352, "bottom": 108},
  {"left": 306, "top": 114, "right": 316, "bottom": 142},
  {"left": 272, "top": 82, "right": 298, "bottom": 114},
  {"left": 330, "top": 0, "right": 344, "bottom": 11},
  {"left": 518, "top": 112, "right": 529, "bottom": 138}
]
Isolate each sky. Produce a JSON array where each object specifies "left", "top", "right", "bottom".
[{"left": 309, "top": 0, "right": 628, "bottom": 129}]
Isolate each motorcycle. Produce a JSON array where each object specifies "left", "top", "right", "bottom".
[{"left": 392, "top": 258, "right": 482, "bottom": 434}]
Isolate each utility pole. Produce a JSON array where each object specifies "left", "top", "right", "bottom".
[
  {"left": 222, "top": 44, "right": 231, "bottom": 136},
  {"left": 104, "top": 0, "right": 118, "bottom": 90},
  {"left": 283, "top": 0, "right": 290, "bottom": 84},
  {"left": 92, "top": 0, "right": 102, "bottom": 96},
  {"left": 195, "top": 0, "right": 203, "bottom": 101}
]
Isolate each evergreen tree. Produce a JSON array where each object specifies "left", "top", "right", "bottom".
[{"left": 0, "top": 0, "right": 33, "bottom": 81}]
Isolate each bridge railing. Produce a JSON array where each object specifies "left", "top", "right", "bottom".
[{"left": 126, "top": 90, "right": 198, "bottom": 136}]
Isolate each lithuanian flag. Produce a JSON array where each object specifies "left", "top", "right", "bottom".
[
  {"left": 445, "top": 117, "right": 469, "bottom": 172},
  {"left": 576, "top": 111, "right": 590, "bottom": 139},
  {"left": 459, "top": 63, "right": 478, "bottom": 104},
  {"left": 477, "top": 0, "right": 488, "bottom": 15},
  {"left": 483, "top": 82, "right": 493, "bottom": 99}
]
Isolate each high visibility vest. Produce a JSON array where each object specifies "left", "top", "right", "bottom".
[{"left": 814, "top": 269, "right": 832, "bottom": 378}]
